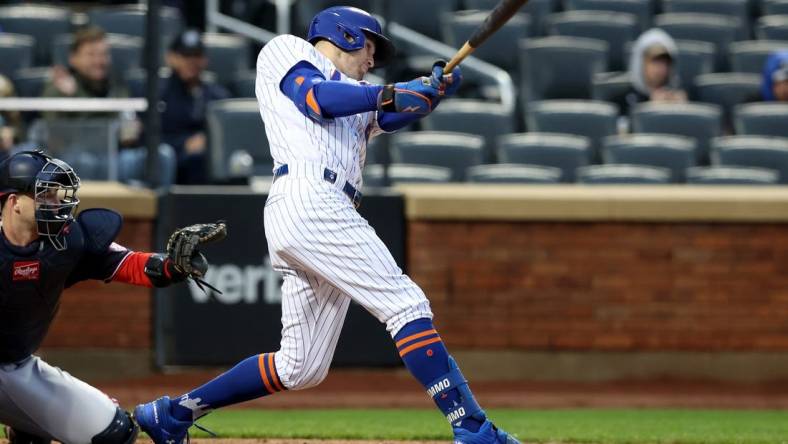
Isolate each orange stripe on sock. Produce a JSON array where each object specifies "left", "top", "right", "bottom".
[
  {"left": 395, "top": 329, "right": 438, "bottom": 348},
  {"left": 306, "top": 88, "right": 321, "bottom": 115},
  {"left": 399, "top": 337, "right": 442, "bottom": 357},
  {"left": 268, "top": 353, "right": 285, "bottom": 392},
  {"left": 258, "top": 354, "right": 275, "bottom": 394}
]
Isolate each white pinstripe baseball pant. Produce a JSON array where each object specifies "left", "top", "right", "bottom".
[{"left": 264, "top": 162, "right": 433, "bottom": 390}]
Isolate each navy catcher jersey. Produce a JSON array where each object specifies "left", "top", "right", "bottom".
[{"left": 0, "top": 211, "right": 129, "bottom": 364}]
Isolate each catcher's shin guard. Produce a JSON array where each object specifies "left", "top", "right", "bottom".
[
  {"left": 91, "top": 407, "right": 139, "bottom": 444},
  {"left": 5, "top": 427, "right": 51, "bottom": 444}
]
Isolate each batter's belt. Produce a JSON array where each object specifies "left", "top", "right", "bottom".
[{"left": 273, "top": 163, "right": 363, "bottom": 208}]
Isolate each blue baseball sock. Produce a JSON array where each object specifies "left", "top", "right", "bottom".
[
  {"left": 170, "top": 352, "right": 286, "bottom": 421},
  {"left": 394, "top": 318, "right": 484, "bottom": 433}
]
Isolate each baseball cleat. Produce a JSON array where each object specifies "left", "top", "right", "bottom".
[
  {"left": 453, "top": 416, "right": 521, "bottom": 444},
  {"left": 133, "top": 396, "right": 192, "bottom": 444}
]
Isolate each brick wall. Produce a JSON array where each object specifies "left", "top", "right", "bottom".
[
  {"left": 43, "top": 219, "right": 154, "bottom": 348},
  {"left": 410, "top": 221, "right": 788, "bottom": 351}
]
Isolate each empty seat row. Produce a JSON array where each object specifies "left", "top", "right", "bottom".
[
  {"left": 0, "top": 32, "right": 250, "bottom": 89},
  {"left": 380, "top": 130, "right": 788, "bottom": 183},
  {"left": 362, "top": 163, "right": 782, "bottom": 185},
  {"left": 445, "top": 9, "right": 787, "bottom": 76},
  {"left": 0, "top": 4, "right": 184, "bottom": 66}
]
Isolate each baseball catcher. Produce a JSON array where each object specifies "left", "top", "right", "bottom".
[{"left": 0, "top": 150, "right": 224, "bottom": 444}]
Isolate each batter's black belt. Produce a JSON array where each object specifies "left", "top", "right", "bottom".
[{"left": 273, "top": 164, "right": 363, "bottom": 208}]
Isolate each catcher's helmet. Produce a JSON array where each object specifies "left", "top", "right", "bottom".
[
  {"left": 307, "top": 6, "right": 395, "bottom": 68},
  {"left": 0, "top": 150, "right": 80, "bottom": 250}
]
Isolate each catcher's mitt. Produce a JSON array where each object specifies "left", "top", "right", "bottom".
[{"left": 166, "top": 220, "right": 227, "bottom": 279}]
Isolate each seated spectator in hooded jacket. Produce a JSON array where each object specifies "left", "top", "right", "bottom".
[
  {"left": 762, "top": 50, "right": 788, "bottom": 102},
  {"left": 625, "top": 28, "right": 687, "bottom": 115}
]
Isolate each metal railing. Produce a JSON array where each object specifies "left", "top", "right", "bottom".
[{"left": 203, "top": 1, "right": 516, "bottom": 113}]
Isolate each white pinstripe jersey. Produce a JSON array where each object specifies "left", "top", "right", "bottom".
[{"left": 255, "top": 34, "right": 382, "bottom": 188}]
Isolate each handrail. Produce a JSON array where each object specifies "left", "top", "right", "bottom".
[{"left": 0, "top": 98, "right": 147, "bottom": 112}]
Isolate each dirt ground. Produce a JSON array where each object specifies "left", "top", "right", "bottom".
[{"left": 95, "top": 368, "right": 788, "bottom": 410}]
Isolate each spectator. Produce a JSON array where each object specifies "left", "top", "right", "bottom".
[
  {"left": 0, "top": 75, "right": 21, "bottom": 150},
  {"left": 761, "top": 50, "right": 788, "bottom": 102},
  {"left": 42, "top": 26, "right": 133, "bottom": 124},
  {"left": 626, "top": 28, "right": 687, "bottom": 114},
  {"left": 162, "top": 29, "right": 229, "bottom": 184},
  {"left": 40, "top": 25, "right": 176, "bottom": 187}
]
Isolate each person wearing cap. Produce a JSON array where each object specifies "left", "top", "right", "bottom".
[
  {"left": 161, "top": 29, "right": 230, "bottom": 184},
  {"left": 761, "top": 50, "right": 788, "bottom": 102},
  {"left": 625, "top": 28, "right": 687, "bottom": 115}
]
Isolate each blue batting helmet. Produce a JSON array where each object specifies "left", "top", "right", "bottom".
[{"left": 307, "top": 6, "right": 395, "bottom": 68}]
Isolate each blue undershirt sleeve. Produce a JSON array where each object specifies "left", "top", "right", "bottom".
[
  {"left": 280, "top": 61, "right": 383, "bottom": 121},
  {"left": 377, "top": 111, "right": 422, "bottom": 132}
]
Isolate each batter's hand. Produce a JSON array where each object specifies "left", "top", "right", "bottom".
[
  {"left": 379, "top": 76, "right": 442, "bottom": 115},
  {"left": 431, "top": 60, "right": 462, "bottom": 97}
]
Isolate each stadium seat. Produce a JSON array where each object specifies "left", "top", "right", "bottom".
[
  {"left": 363, "top": 164, "right": 453, "bottom": 186},
  {"left": 694, "top": 73, "right": 762, "bottom": 131},
  {"left": 421, "top": 99, "right": 516, "bottom": 163},
  {"left": 525, "top": 100, "right": 618, "bottom": 162},
  {"left": 729, "top": 40, "right": 788, "bottom": 74},
  {"left": 630, "top": 102, "right": 722, "bottom": 163},
  {"left": 757, "top": 15, "right": 788, "bottom": 40},
  {"left": 0, "top": 5, "right": 71, "bottom": 66},
  {"left": 390, "top": 131, "right": 485, "bottom": 182},
  {"left": 686, "top": 166, "right": 780, "bottom": 184},
  {"left": 564, "top": 0, "right": 653, "bottom": 31},
  {"left": 88, "top": 4, "right": 183, "bottom": 40},
  {"left": 204, "top": 33, "right": 251, "bottom": 90},
  {"left": 232, "top": 70, "right": 256, "bottom": 98},
  {"left": 388, "top": 0, "right": 459, "bottom": 40},
  {"left": 673, "top": 40, "right": 717, "bottom": 97},
  {"left": 465, "top": 0, "right": 558, "bottom": 35},
  {"left": 12, "top": 67, "right": 49, "bottom": 97},
  {"left": 497, "top": 132, "right": 592, "bottom": 182},
  {"left": 734, "top": 102, "right": 788, "bottom": 137},
  {"left": 577, "top": 164, "right": 672, "bottom": 183},
  {"left": 52, "top": 34, "right": 143, "bottom": 82},
  {"left": 519, "top": 36, "right": 608, "bottom": 103},
  {"left": 0, "top": 34, "right": 34, "bottom": 79},
  {"left": 88, "top": 4, "right": 183, "bottom": 63},
  {"left": 466, "top": 164, "right": 563, "bottom": 183},
  {"left": 207, "top": 98, "right": 272, "bottom": 181},
  {"left": 591, "top": 71, "right": 631, "bottom": 112},
  {"left": 655, "top": 13, "right": 743, "bottom": 71},
  {"left": 763, "top": 0, "right": 788, "bottom": 15},
  {"left": 295, "top": 0, "right": 374, "bottom": 34},
  {"left": 711, "top": 135, "right": 788, "bottom": 182},
  {"left": 442, "top": 11, "right": 529, "bottom": 72},
  {"left": 603, "top": 134, "right": 697, "bottom": 182},
  {"left": 661, "top": 0, "right": 751, "bottom": 39},
  {"left": 548, "top": 11, "right": 640, "bottom": 70}
]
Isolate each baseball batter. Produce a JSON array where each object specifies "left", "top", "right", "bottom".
[
  {"left": 135, "top": 7, "right": 520, "bottom": 444},
  {"left": 0, "top": 151, "right": 222, "bottom": 444}
]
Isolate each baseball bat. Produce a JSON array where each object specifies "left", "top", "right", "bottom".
[{"left": 443, "top": 0, "right": 530, "bottom": 72}]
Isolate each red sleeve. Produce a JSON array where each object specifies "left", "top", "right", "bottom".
[{"left": 111, "top": 252, "right": 160, "bottom": 288}]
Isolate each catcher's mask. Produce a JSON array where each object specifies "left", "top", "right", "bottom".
[{"left": 0, "top": 150, "right": 80, "bottom": 251}]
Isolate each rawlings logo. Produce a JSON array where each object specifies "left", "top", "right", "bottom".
[{"left": 13, "top": 261, "right": 40, "bottom": 281}]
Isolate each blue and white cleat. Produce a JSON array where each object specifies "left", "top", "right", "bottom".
[
  {"left": 133, "top": 396, "right": 192, "bottom": 444},
  {"left": 453, "top": 416, "right": 521, "bottom": 444}
]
